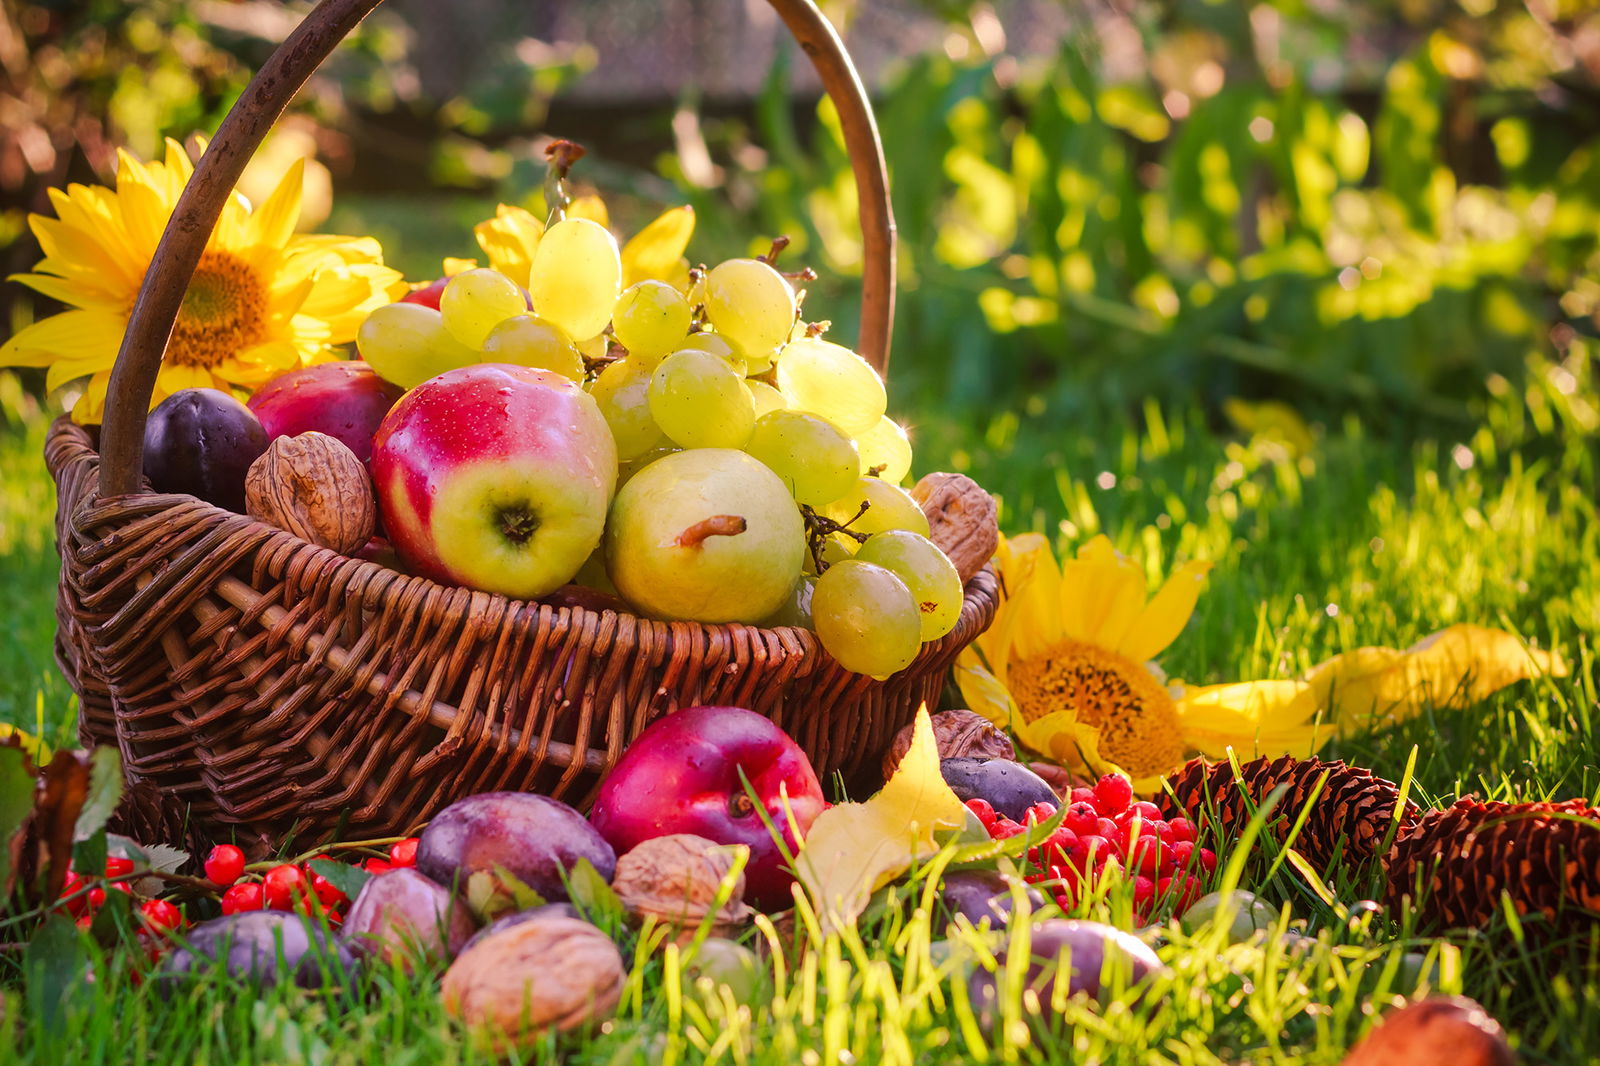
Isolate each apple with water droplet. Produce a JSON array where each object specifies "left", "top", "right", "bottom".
[
  {"left": 588, "top": 705, "right": 824, "bottom": 909},
  {"left": 370, "top": 363, "right": 616, "bottom": 598}
]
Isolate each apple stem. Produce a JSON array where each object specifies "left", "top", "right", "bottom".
[{"left": 676, "top": 515, "right": 747, "bottom": 548}]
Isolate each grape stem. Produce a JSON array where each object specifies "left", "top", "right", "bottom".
[
  {"left": 757, "top": 236, "right": 790, "bottom": 267},
  {"left": 677, "top": 515, "right": 747, "bottom": 548},
  {"left": 543, "top": 139, "right": 587, "bottom": 223},
  {"left": 800, "top": 502, "right": 872, "bottom": 572}
]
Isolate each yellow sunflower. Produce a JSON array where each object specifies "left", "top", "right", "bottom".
[
  {"left": 455, "top": 197, "right": 696, "bottom": 293},
  {"left": 957, "top": 533, "right": 1327, "bottom": 792},
  {"left": 1, "top": 139, "right": 404, "bottom": 423}
]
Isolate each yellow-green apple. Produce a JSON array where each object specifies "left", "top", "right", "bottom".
[{"left": 371, "top": 364, "right": 617, "bottom": 598}]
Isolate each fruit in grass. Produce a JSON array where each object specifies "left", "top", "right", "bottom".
[
  {"left": 810, "top": 560, "right": 921, "bottom": 678},
  {"left": 605, "top": 449, "right": 804, "bottom": 624},
  {"left": 416, "top": 792, "right": 616, "bottom": 919},
  {"left": 247, "top": 361, "right": 402, "bottom": 466},
  {"left": 357, "top": 301, "right": 481, "bottom": 389},
  {"left": 936, "top": 870, "right": 1045, "bottom": 929},
  {"left": 588, "top": 705, "right": 825, "bottom": 910},
  {"left": 968, "top": 919, "right": 1167, "bottom": 1022},
  {"left": 158, "top": 911, "right": 356, "bottom": 990},
  {"left": 339, "top": 867, "right": 477, "bottom": 971},
  {"left": 1179, "top": 891, "right": 1278, "bottom": 942},
  {"left": 939, "top": 758, "right": 1061, "bottom": 823},
  {"left": 142, "top": 388, "right": 269, "bottom": 513},
  {"left": 204, "top": 844, "right": 246, "bottom": 887},
  {"left": 371, "top": 364, "right": 617, "bottom": 599}
]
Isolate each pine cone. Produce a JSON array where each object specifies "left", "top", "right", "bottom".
[
  {"left": 1382, "top": 797, "right": 1600, "bottom": 937},
  {"left": 1158, "top": 755, "right": 1420, "bottom": 874}
]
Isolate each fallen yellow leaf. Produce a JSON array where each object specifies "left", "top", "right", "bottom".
[
  {"left": 1306, "top": 623, "right": 1568, "bottom": 732},
  {"left": 795, "top": 706, "right": 968, "bottom": 932}
]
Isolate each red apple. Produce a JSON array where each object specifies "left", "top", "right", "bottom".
[
  {"left": 399, "top": 276, "right": 532, "bottom": 312},
  {"left": 371, "top": 363, "right": 617, "bottom": 599},
  {"left": 248, "top": 361, "right": 402, "bottom": 466},
  {"left": 398, "top": 277, "right": 450, "bottom": 309},
  {"left": 588, "top": 706, "right": 825, "bottom": 909}
]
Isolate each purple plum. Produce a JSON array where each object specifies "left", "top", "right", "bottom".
[{"left": 142, "top": 388, "right": 268, "bottom": 513}]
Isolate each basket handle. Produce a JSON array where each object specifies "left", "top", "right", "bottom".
[{"left": 98, "top": 0, "right": 896, "bottom": 499}]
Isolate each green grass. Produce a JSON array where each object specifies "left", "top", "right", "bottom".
[{"left": 1, "top": 373, "right": 1596, "bottom": 1064}]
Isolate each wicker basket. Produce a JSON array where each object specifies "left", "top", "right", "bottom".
[{"left": 45, "top": 0, "right": 1000, "bottom": 855}]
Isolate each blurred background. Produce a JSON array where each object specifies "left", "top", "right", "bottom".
[{"left": 2, "top": 0, "right": 1597, "bottom": 434}]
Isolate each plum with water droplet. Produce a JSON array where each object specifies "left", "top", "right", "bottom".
[
  {"left": 939, "top": 758, "right": 1059, "bottom": 822},
  {"left": 339, "top": 867, "right": 477, "bottom": 971},
  {"left": 142, "top": 388, "right": 268, "bottom": 512}
]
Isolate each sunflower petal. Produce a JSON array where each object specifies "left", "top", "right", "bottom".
[
  {"left": 566, "top": 194, "right": 609, "bottom": 228},
  {"left": 0, "top": 310, "right": 124, "bottom": 366},
  {"left": 1000, "top": 534, "right": 1064, "bottom": 661},
  {"left": 247, "top": 157, "right": 306, "bottom": 250},
  {"left": 621, "top": 206, "right": 695, "bottom": 288},
  {"left": 955, "top": 661, "right": 1021, "bottom": 731},
  {"left": 1120, "top": 559, "right": 1213, "bottom": 662},
  {"left": 1175, "top": 679, "right": 1328, "bottom": 759},
  {"left": 1307, "top": 624, "right": 1568, "bottom": 733},
  {"left": 1060, "top": 536, "right": 1145, "bottom": 649}
]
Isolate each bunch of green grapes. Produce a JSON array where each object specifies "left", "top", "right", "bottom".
[{"left": 353, "top": 191, "right": 965, "bottom": 679}]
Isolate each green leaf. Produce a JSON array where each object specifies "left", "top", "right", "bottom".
[
  {"left": 72, "top": 830, "right": 106, "bottom": 886},
  {"left": 564, "top": 858, "right": 625, "bottom": 929},
  {"left": 308, "top": 859, "right": 371, "bottom": 903},
  {"left": 72, "top": 747, "right": 121, "bottom": 843},
  {"left": 1283, "top": 847, "right": 1337, "bottom": 908},
  {"left": 465, "top": 865, "right": 545, "bottom": 921},
  {"left": 25, "top": 915, "right": 91, "bottom": 1029},
  {"left": 0, "top": 743, "right": 36, "bottom": 897},
  {"left": 86, "top": 881, "right": 133, "bottom": 946}
]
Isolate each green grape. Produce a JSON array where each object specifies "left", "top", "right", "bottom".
[
  {"left": 703, "top": 258, "right": 796, "bottom": 357},
  {"left": 589, "top": 357, "right": 669, "bottom": 460},
  {"left": 804, "top": 532, "right": 857, "bottom": 574},
  {"left": 761, "top": 573, "right": 816, "bottom": 629},
  {"left": 682, "top": 332, "right": 737, "bottom": 360},
  {"left": 480, "top": 314, "right": 584, "bottom": 380},
  {"left": 854, "top": 416, "right": 913, "bottom": 484},
  {"left": 439, "top": 268, "right": 528, "bottom": 349},
  {"left": 822, "top": 477, "right": 931, "bottom": 537},
  {"left": 746, "top": 380, "right": 788, "bottom": 419},
  {"left": 529, "top": 217, "right": 622, "bottom": 341},
  {"left": 617, "top": 443, "right": 681, "bottom": 487},
  {"left": 775, "top": 337, "right": 887, "bottom": 435},
  {"left": 811, "top": 560, "right": 922, "bottom": 678},
  {"left": 647, "top": 349, "right": 756, "bottom": 449},
  {"left": 739, "top": 344, "right": 779, "bottom": 377},
  {"left": 854, "top": 531, "right": 963, "bottom": 642},
  {"left": 613, "top": 280, "right": 691, "bottom": 363},
  {"left": 357, "top": 302, "right": 479, "bottom": 389},
  {"left": 743, "top": 410, "right": 860, "bottom": 507}
]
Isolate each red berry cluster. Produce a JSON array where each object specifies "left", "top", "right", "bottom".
[
  {"left": 55, "top": 855, "right": 189, "bottom": 953},
  {"left": 206, "top": 838, "right": 418, "bottom": 923},
  {"left": 966, "top": 772, "right": 1217, "bottom": 925}
]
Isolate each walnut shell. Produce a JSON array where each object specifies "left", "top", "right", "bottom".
[
  {"left": 882, "top": 709, "right": 1016, "bottom": 779},
  {"left": 245, "top": 431, "right": 376, "bottom": 555},
  {"left": 910, "top": 472, "right": 999, "bottom": 584},
  {"left": 441, "top": 914, "right": 624, "bottom": 1050},
  {"left": 612, "top": 834, "right": 753, "bottom": 947}
]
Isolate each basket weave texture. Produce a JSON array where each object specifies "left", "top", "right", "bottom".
[{"left": 48, "top": 419, "right": 999, "bottom": 853}]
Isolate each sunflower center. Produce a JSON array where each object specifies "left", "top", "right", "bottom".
[
  {"left": 1007, "top": 639, "right": 1188, "bottom": 779},
  {"left": 167, "top": 250, "right": 266, "bottom": 368}
]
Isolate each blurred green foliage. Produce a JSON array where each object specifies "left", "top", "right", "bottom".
[{"left": 671, "top": 1, "right": 1600, "bottom": 428}]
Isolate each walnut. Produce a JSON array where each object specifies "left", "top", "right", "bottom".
[
  {"left": 612, "top": 834, "right": 753, "bottom": 946},
  {"left": 882, "top": 709, "right": 1015, "bottom": 779},
  {"left": 441, "top": 914, "right": 624, "bottom": 1050},
  {"left": 910, "top": 472, "right": 999, "bottom": 585},
  {"left": 245, "top": 431, "right": 375, "bottom": 555}
]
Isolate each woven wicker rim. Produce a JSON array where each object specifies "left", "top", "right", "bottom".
[{"left": 95, "top": 0, "right": 897, "bottom": 500}]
